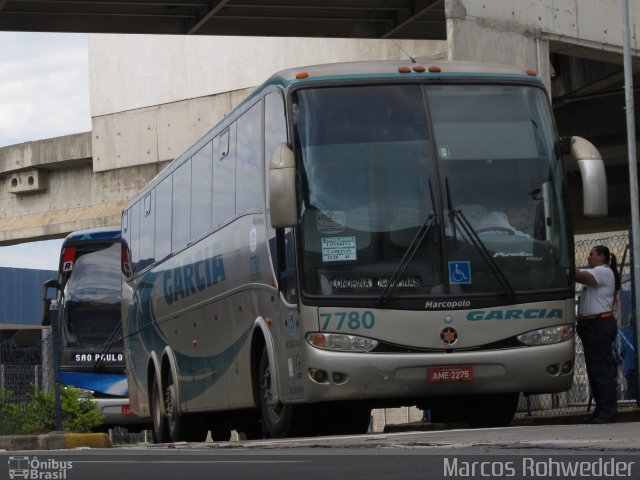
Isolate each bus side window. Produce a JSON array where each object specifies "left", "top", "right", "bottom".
[
  {"left": 155, "top": 177, "right": 172, "bottom": 261},
  {"left": 172, "top": 159, "right": 192, "bottom": 251},
  {"left": 139, "top": 191, "right": 155, "bottom": 270},
  {"left": 236, "top": 100, "right": 263, "bottom": 214},
  {"left": 191, "top": 140, "right": 214, "bottom": 241},
  {"left": 213, "top": 126, "right": 236, "bottom": 227}
]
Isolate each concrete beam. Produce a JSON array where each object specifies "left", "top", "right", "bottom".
[
  {"left": 0, "top": 132, "right": 92, "bottom": 174},
  {"left": 0, "top": 202, "right": 123, "bottom": 245}
]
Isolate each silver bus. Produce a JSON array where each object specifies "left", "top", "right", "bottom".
[{"left": 121, "top": 60, "right": 607, "bottom": 441}]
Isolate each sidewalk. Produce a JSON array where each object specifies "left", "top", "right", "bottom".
[
  {"left": 383, "top": 405, "right": 640, "bottom": 432},
  {"left": 0, "top": 432, "right": 110, "bottom": 451}
]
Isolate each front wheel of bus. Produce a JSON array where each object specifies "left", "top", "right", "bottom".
[
  {"left": 258, "top": 347, "right": 304, "bottom": 438},
  {"left": 150, "top": 375, "right": 170, "bottom": 443}
]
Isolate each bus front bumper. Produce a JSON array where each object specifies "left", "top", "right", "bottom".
[
  {"left": 92, "top": 398, "right": 146, "bottom": 427},
  {"left": 300, "top": 340, "right": 574, "bottom": 403}
]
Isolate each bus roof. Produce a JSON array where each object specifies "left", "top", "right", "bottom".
[
  {"left": 64, "top": 226, "right": 121, "bottom": 243},
  {"left": 265, "top": 59, "right": 542, "bottom": 86}
]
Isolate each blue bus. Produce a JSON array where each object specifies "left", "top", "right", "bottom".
[{"left": 44, "top": 227, "right": 144, "bottom": 429}]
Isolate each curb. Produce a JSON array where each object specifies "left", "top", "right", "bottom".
[{"left": 0, "top": 432, "right": 111, "bottom": 451}]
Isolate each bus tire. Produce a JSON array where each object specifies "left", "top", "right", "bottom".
[
  {"left": 150, "top": 375, "right": 170, "bottom": 443},
  {"left": 165, "top": 375, "right": 208, "bottom": 442},
  {"left": 258, "top": 347, "right": 303, "bottom": 438}
]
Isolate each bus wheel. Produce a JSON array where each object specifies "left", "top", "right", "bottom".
[
  {"left": 466, "top": 393, "right": 519, "bottom": 428},
  {"left": 150, "top": 375, "right": 170, "bottom": 443},
  {"left": 165, "top": 375, "right": 208, "bottom": 442},
  {"left": 258, "top": 347, "right": 301, "bottom": 438}
]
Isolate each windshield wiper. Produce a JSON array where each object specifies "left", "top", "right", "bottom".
[
  {"left": 93, "top": 322, "right": 122, "bottom": 372},
  {"left": 445, "top": 179, "right": 516, "bottom": 301},
  {"left": 377, "top": 181, "right": 437, "bottom": 306}
]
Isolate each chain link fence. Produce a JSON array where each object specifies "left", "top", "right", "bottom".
[
  {"left": 517, "top": 231, "right": 639, "bottom": 418},
  {"left": 0, "top": 331, "right": 55, "bottom": 435}
]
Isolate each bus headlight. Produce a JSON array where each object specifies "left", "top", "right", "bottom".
[
  {"left": 517, "top": 324, "right": 574, "bottom": 346},
  {"left": 306, "top": 332, "right": 378, "bottom": 352}
]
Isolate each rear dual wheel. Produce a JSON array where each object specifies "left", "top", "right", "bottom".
[
  {"left": 151, "top": 373, "right": 226, "bottom": 443},
  {"left": 150, "top": 375, "right": 170, "bottom": 443},
  {"left": 165, "top": 375, "right": 211, "bottom": 442}
]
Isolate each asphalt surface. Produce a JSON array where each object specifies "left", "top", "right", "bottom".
[{"left": 1, "top": 405, "right": 638, "bottom": 451}]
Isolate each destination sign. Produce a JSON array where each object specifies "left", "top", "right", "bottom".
[
  {"left": 329, "top": 276, "right": 421, "bottom": 289},
  {"left": 73, "top": 353, "right": 124, "bottom": 362}
]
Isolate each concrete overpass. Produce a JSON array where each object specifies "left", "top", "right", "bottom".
[
  {"left": 0, "top": 0, "right": 447, "bottom": 39},
  {"left": 0, "top": 0, "right": 639, "bottom": 243}
]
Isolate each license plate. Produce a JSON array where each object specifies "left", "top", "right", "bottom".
[
  {"left": 121, "top": 405, "right": 133, "bottom": 416},
  {"left": 428, "top": 365, "right": 474, "bottom": 383}
]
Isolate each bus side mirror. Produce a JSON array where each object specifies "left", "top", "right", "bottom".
[
  {"left": 269, "top": 143, "right": 298, "bottom": 228},
  {"left": 42, "top": 278, "right": 59, "bottom": 326},
  {"left": 570, "top": 136, "right": 608, "bottom": 218}
]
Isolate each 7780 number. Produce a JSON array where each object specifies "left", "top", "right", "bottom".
[{"left": 320, "top": 311, "right": 376, "bottom": 331}]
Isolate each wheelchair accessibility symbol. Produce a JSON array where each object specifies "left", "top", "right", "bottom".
[{"left": 449, "top": 261, "right": 471, "bottom": 285}]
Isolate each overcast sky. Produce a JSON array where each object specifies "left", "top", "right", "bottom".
[
  {"left": 0, "top": 32, "right": 90, "bottom": 147},
  {"left": 0, "top": 32, "right": 91, "bottom": 270}
]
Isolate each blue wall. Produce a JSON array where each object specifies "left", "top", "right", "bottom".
[{"left": 0, "top": 267, "right": 56, "bottom": 325}]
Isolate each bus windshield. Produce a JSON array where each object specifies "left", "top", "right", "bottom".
[
  {"left": 293, "top": 82, "right": 570, "bottom": 300},
  {"left": 62, "top": 242, "right": 121, "bottom": 351}
]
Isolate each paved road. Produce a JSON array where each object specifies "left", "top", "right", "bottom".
[{"left": 2, "top": 423, "right": 639, "bottom": 480}]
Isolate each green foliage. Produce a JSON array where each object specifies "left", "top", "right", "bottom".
[
  {"left": 60, "top": 387, "right": 105, "bottom": 433},
  {"left": 0, "top": 387, "right": 104, "bottom": 435}
]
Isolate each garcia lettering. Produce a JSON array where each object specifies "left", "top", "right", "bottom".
[
  {"left": 467, "top": 309, "right": 563, "bottom": 321},
  {"left": 163, "top": 246, "right": 226, "bottom": 305}
]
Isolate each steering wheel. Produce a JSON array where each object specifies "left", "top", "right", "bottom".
[{"left": 476, "top": 226, "right": 515, "bottom": 235}]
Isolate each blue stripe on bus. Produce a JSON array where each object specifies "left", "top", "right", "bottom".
[
  {"left": 128, "top": 269, "right": 254, "bottom": 403},
  {"left": 61, "top": 371, "right": 128, "bottom": 397},
  {"left": 175, "top": 326, "right": 252, "bottom": 402}
]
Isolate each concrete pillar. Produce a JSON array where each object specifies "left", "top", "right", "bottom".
[{"left": 445, "top": 0, "right": 551, "bottom": 91}]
